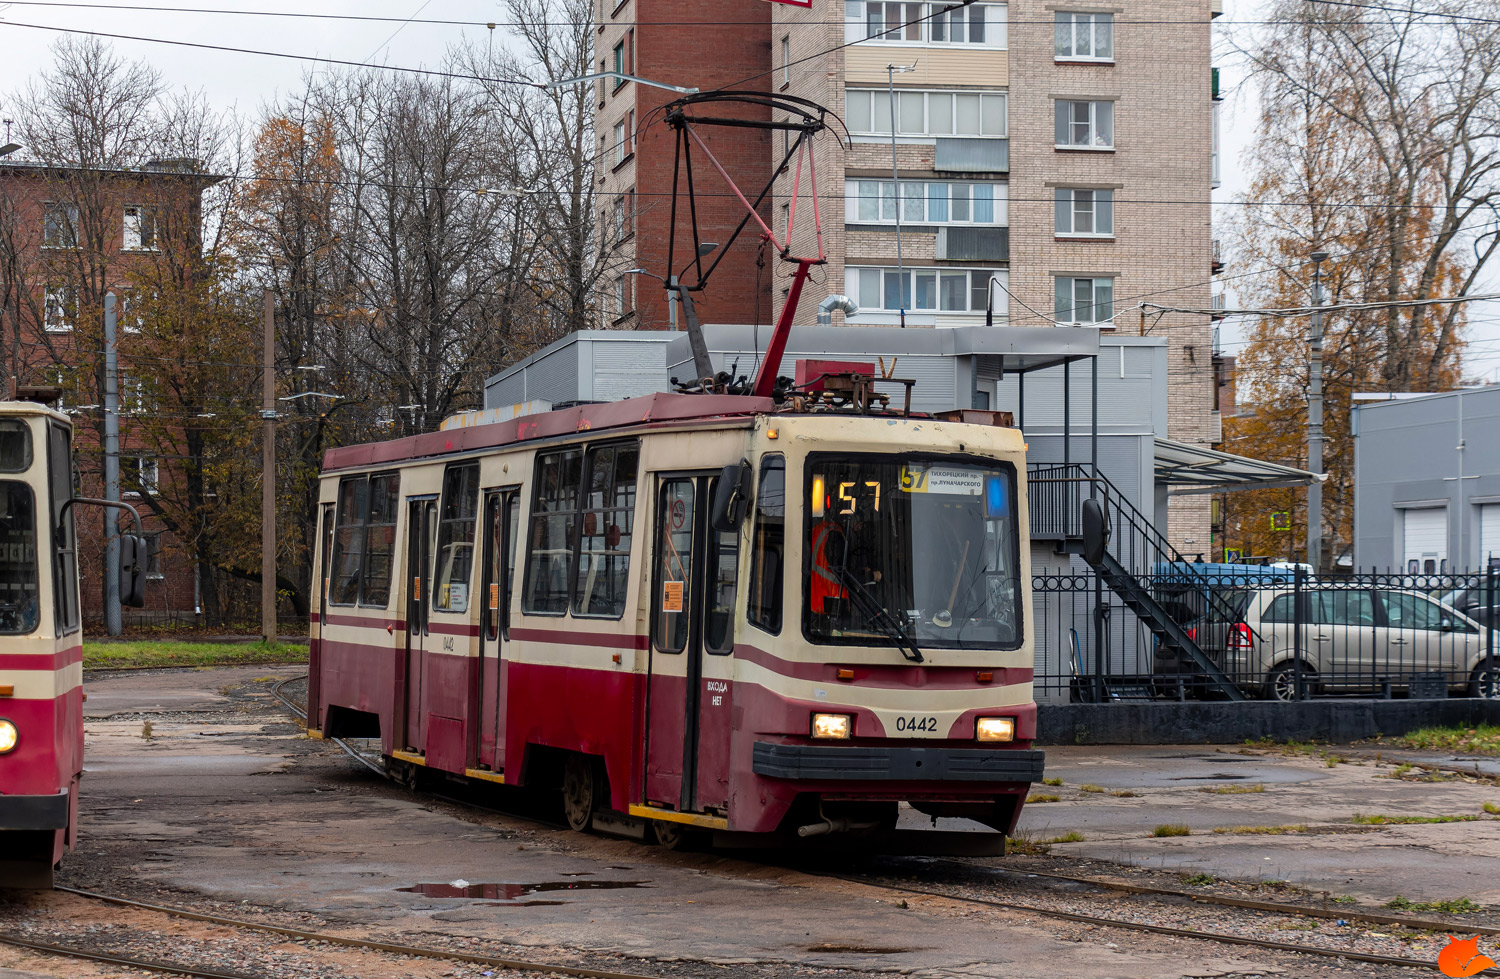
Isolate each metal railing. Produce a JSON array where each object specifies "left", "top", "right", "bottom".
[{"left": 1034, "top": 565, "right": 1500, "bottom": 702}]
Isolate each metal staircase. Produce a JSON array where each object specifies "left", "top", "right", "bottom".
[{"left": 1027, "top": 463, "right": 1247, "bottom": 701}]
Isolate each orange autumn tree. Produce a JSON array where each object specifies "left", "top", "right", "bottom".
[{"left": 1223, "top": 0, "right": 1499, "bottom": 568}]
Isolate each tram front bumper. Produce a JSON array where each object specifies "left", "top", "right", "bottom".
[
  {"left": 0, "top": 789, "right": 69, "bottom": 831},
  {"left": 752, "top": 742, "right": 1045, "bottom": 783}
]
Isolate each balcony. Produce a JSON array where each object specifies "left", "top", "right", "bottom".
[
  {"left": 1211, "top": 293, "right": 1227, "bottom": 321},
  {"left": 935, "top": 226, "right": 1008, "bottom": 262},
  {"left": 1211, "top": 238, "right": 1223, "bottom": 273},
  {"left": 934, "top": 137, "right": 1008, "bottom": 173}
]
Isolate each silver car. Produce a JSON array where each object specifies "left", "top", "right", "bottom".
[{"left": 1203, "top": 585, "right": 1499, "bottom": 701}]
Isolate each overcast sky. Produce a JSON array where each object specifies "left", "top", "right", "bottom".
[{"left": 0, "top": 0, "right": 1495, "bottom": 384}]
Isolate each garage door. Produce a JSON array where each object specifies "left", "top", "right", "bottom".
[
  {"left": 1403, "top": 507, "right": 1448, "bottom": 573},
  {"left": 1482, "top": 504, "right": 1500, "bottom": 569}
]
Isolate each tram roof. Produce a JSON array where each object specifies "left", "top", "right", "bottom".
[{"left": 322, "top": 392, "right": 773, "bottom": 472}]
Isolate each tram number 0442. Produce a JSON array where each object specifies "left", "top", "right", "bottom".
[{"left": 895, "top": 715, "right": 939, "bottom": 733}]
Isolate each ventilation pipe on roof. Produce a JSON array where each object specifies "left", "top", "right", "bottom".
[{"left": 816, "top": 294, "right": 858, "bottom": 326}]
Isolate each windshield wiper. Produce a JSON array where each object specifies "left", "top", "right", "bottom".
[{"left": 838, "top": 568, "right": 924, "bottom": 664}]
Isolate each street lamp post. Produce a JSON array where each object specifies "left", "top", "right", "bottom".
[
  {"left": 1307, "top": 249, "right": 1329, "bottom": 572},
  {"left": 887, "top": 63, "right": 915, "bottom": 327}
]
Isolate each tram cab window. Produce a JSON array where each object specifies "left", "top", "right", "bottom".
[
  {"left": 802, "top": 454, "right": 1022, "bottom": 651},
  {"left": 434, "top": 464, "right": 480, "bottom": 612},
  {"left": 0, "top": 481, "right": 40, "bottom": 635},
  {"left": 0, "top": 420, "right": 31, "bottom": 472},
  {"left": 48, "top": 423, "right": 78, "bottom": 632},
  {"left": 328, "top": 471, "right": 400, "bottom": 607},
  {"left": 746, "top": 454, "right": 785, "bottom": 635}
]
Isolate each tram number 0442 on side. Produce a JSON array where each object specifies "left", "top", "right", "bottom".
[{"left": 895, "top": 715, "right": 939, "bottom": 733}]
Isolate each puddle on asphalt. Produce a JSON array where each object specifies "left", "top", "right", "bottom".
[
  {"left": 1169, "top": 773, "right": 1250, "bottom": 780},
  {"left": 399, "top": 880, "right": 649, "bottom": 902}
]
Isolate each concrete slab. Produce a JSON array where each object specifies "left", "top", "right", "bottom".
[{"left": 1019, "top": 744, "right": 1500, "bottom": 905}]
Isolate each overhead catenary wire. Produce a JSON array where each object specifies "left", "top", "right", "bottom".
[{"left": 1142, "top": 292, "right": 1500, "bottom": 318}]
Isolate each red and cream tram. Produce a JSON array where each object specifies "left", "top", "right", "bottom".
[
  {"left": 308, "top": 391, "right": 1042, "bottom": 844},
  {"left": 0, "top": 396, "right": 145, "bottom": 887}
]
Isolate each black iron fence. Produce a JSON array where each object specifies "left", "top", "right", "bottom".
[{"left": 1034, "top": 567, "right": 1500, "bottom": 702}]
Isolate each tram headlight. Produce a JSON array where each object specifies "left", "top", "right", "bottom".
[
  {"left": 975, "top": 716, "right": 1015, "bottom": 743},
  {"left": 811, "top": 712, "right": 852, "bottom": 740},
  {"left": 0, "top": 719, "right": 16, "bottom": 754}
]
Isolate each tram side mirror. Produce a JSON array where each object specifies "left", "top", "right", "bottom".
[
  {"left": 1081, "top": 498, "right": 1110, "bottom": 567},
  {"left": 710, "top": 459, "right": 753, "bottom": 533},
  {"left": 119, "top": 534, "right": 148, "bottom": 608}
]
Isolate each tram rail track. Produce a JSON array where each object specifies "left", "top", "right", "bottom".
[{"left": 264, "top": 671, "right": 1496, "bottom": 976}]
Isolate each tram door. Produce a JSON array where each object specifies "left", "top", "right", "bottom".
[
  {"left": 646, "top": 474, "right": 737, "bottom": 813},
  {"left": 308, "top": 502, "right": 334, "bottom": 732},
  {"left": 476, "top": 489, "right": 519, "bottom": 772},
  {"left": 403, "top": 497, "right": 437, "bottom": 753}
]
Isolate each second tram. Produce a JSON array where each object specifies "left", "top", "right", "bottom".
[{"left": 308, "top": 391, "right": 1042, "bottom": 844}]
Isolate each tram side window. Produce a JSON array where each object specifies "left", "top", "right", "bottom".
[
  {"left": 434, "top": 464, "right": 480, "bottom": 612},
  {"left": 0, "top": 482, "right": 39, "bottom": 635},
  {"left": 329, "top": 477, "right": 368, "bottom": 606},
  {"left": 0, "top": 420, "right": 31, "bottom": 472},
  {"left": 746, "top": 454, "right": 785, "bottom": 635},
  {"left": 327, "top": 471, "right": 400, "bottom": 607},
  {"left": 574, "top": 444, "right": 639, "bottom": 617},
  {"left": 361, "top": 474, "right": 400, "bottom": 607},
  {"left": 524, "top": 449, "right": 584, "bottom": 614},
  {"left": 49, "top": 423, "right": 78, "bottom": 632}
]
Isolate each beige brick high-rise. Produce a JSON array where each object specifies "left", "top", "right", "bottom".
[{"left": 597, "top": 0, "right": 1223, "bottom": 549}]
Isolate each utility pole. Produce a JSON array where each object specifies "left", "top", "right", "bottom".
[
  {"left": 104, "top": 292, "right": 121, "bottom": 636},
  {"left": 1307, "top": 249, "right": 1328, "bottom": 573},
  {"left": 261, "top": 289, "right": 277, "bottom": 645}
]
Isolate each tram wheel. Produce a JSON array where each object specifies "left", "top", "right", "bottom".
[
  {"left": 562, "top": 755, "right": 597, "bottom": 833},
  {"left": 651, "top": 819, "right": 687, "bottom": 849}
]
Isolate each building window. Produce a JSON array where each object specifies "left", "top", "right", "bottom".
[
  {"left": 782, "top": 36, "right": 791, "bottom": 87},
  {"left": 123, "top": 205, "right": 157, "bottom": 251},
  {"left": 1054, "top": 12, "right": 1113, "bottom": 61},
  {"left": 848, "top": 179, "right": 1006, "bottom": 226},
  {"left": 1055, "top": 99, "right": 1113, "bottom": 149},
  {"left": 612, "top": 196, "right": 628, "bottom": 241},
  {"left": 1054, "top": 188, "right": 1113, "bottom": 236},
  {"left": 613, "top": 40, "right": 626, "bottom": 79},
  {"left": 143, "top": 531, "right": 164, "bottom": 580},
  {"left": 43, "top": 202, "right": 78, "bottom": 249},
  {"left": 612, "top": 275, "right": 631, "bottom": 319},
  {"left": 1054, "top": 276, "right": 1114, "bottom": 324},
  {"left": 124, "top": 456, "right": 159, "bottom": 497},
  {"left": 613, "top": 119, "right": 628, "bottom": 165},
  {"left": 845, "top": 89, "right": 1006, "bottom": 138},
  {"left": 847, "top": 1, "right": 1007, "bottom": 48},
  {"left": 44, "top": 285, "right": 76, "bottom": 333},
  {"left": 849, "top": 266, "right": 1004, "bottom": 315}
]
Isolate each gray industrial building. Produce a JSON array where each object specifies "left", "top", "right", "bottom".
[{"left": 1353, "top": 385, "right": 1500, "bottom": 572}]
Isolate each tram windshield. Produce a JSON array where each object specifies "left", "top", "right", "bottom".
[
  {"left": 802, "top": 454, "right": 1021, "bottom": 651},
  {"left": 0, "top": 480, "right": 40, "bottom": 635}
]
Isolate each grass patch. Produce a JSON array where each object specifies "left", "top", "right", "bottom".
[
  {"left": 1110, "top": 789, "right": 1140, "bottom": 798},
  {"left": 1079, "top": 783, "right": 1106, "bottom": 794},
  {"left": 1027, "top": 793, "right": 1061, "bottom": 803},
  {"left": 1333, "top": 894, "right": 1357, "bottom": 904},
  {"left": 1484, "top": 802, "right": 1500, "bottom": 815},
  {"left": 1006, "top": 829, "right": 1051, "bottom": 855},
  {"left": 1152, "top": 823, "right": 1192, "bottom": 838},
  {"left": 84, "top": 640, "right": 307, "bottom": 671},
  {"left": 1198, "top": 783, "right": 1265, "bottom": 795},
  {"left": 1182, "top": 872, "right": 1217, "bottom": 886},
  {"left": 1388, "top": 724, "right": 1500, "bottom": 756},
  {"left": 1385, "top": 895, "right": 1484, "bottom": 914},
  {"left": 1211, "top": 824, "right": 1308, "bottom": 835},
  {"left": 1048, "top": 831, "right": 1085, "bottom": 844},
  {"left": 1350, "top": 813, "right": 1480, "bottom": 825},
  {"left": 1042, "top": 777, "right": 1063, "bottom": 787}
]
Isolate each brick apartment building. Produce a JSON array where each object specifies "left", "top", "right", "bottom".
[
  {"left": 0, "top": 157, "right": 221, "bottom": 621},
  {"left": 597, "top": 0, "right": 1223, "bottom": 548}
]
